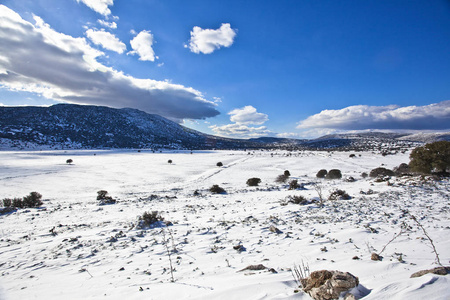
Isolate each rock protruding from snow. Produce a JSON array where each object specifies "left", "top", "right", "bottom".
[
  {"left": 410, "top": 266, "right": 450, "bottom": 278},
  {"left": 301, "top": 270, "right": 359, "bottom": 300}
]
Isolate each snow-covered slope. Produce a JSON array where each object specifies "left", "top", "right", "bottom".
[{"left": 0, "top": 150, "right": 448, "bottom": 299}]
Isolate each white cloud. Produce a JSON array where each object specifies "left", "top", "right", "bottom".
[
  {"left": 97, "top": 19, "right": 117, "bottom": 29},
  {"left": 210, "top": 124, "right": 270, "bottom": 138},
  {"left": 0, "top": 5, "right": 219, "bottom": 121},
  {"left": 229, "top": 105, "right": 268, "bottom": 125},
  {"left": 187, "top": 23, "right": 237, "bottom": 54},
  {"left": 128, "top": 30, "right": 157, "bottom": 62},
  {"left": 77, "top": 0, "right": 113, "bottom": 16},
  {"left": 276, "top": 132, "right": 302, "bottom": 139},
  {"left": 86, "top": 28, "right": 126, "bottom": 53},
  {"left": 209, "top": 105, "right": 270, "bottom": 138},
  {"left": 297, "top": 101, "right": 450, "bottom": 130}
]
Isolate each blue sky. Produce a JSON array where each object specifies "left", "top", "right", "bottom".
[{"left": 0, "top": 0, "right": 449, "bottom": 138}]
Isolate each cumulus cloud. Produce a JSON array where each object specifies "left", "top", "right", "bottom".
[
  {"left": 210, "top": 105, "right": 270, "bottom": 138},
  {"left": 187, "top": 23, "right": 237, "bottom": 54},
  {"left": 229, "top": 106, "right": 268, "bottom": 125},
  {"left": 210, "top": 124, "right": 271, "bottom": 138},
  {"left": 0, "top": 5, "right": 219, "bottom": 121},
  {"left": 97, "top": 19, "right": 117, "bottom": 29},
  {"left": 86, "top": 28, "right": 126, "bottom": 53},
  {"left": 77, "top": 0, "right": 114, "bottom": 16},
  {"left": 297, "top": 101, "right": 450, "bottom": 130},
  {"left": 128, "top": 30, "right": 157, "bottom": 62}
]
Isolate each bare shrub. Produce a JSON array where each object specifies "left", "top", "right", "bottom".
[
  {"left": 316, "top": 169, "right": 327, "bottom": 178},
  {"left": 210, "top": 185, "right": 226, "bottom": 194},
  {"left": 246, "top": 177, "right": 261, "bottom": 186},
  {"left": 286, "top": 195, "right": 309, "bottom": 205},
  {"left": 328, "top": 189, "right": 351, "bottom": 200},
  {"left": 288, "top": 180, "right": 301, "bottom": 190},
  {"left": 275, "top": 174, "right": 289, "bottom": 183}
]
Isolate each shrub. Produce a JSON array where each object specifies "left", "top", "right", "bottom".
[
  {"left": 349, "top": 154, "right": 356, "bottom": 158},
  {"left": 409, "top": 141, "right": 450, "bottom": 174},
  {"left": 22, "top": 192, "right": 43, "bottom": 207},
  {"left": 216, "top": 162, "right": 223, "bottom": 167},
  {"left": 210, "top": 185, "right": 226, "bottom": 194},
  {"left": 97, "top": 190, "right": 116, "bottom": 205},
  {"left": 361, "top": 172, "right": 368, "bottom": 178},
  {"left": 394, "top": 163, "right": 410, "bottom": 176},
  {"left": 288, "top": 180, "right": 301, "bottom": 190},
  {"left": 275, "top": 174, "right": 289, "bottom": 183},
  {"left": 326, "top": 169, "right": 342, "bottom": 179},
  {"left": 246, "top": 177, "right": 261, "bottom": 186},
  {"left": 316, "top": 169, "right": 328, "bottom": 178},
  {"left": 328, "top": 189, "right": 351, "bottom": 200},
  {"left": 2, "top": 193, "right": 43, "bottom": 209},
  {"left": 286, "top": 195, "right": 309, "bottom": 205},
  {"left": 284, "top": 170, "right": 291, "bottom": 177},
  {"left": 66, "top": 159, "right": 73, "bottom": 164},
  {"left": 369, "top": 167, "right": 395, "bottom": 178},
  {"left": 137, "top": 211, "right": 164, "bottom": 229},
  {"left": 168, "top": 159, "right": 173, "bottom": 164}
]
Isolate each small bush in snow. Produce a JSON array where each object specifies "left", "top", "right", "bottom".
[
  {"left": 328, "top": 189, "right": 351, "bottom": 200},
  {"left": 246, "top": 177, "right": 261, "bottom": 186},
  {"left": 216, "top": 162, "right": 223, "bottom": 167},
  {"left": 288, "top": 180, "right": 301, "bottom": 190},
  {"left": 137, "top": 211, "right": 164, "bottom": 229},
  {"left": 316, "top": 169, "right": 328, "bottom": 178},
  {"left": 361, "top": 172, "right": 368, "bottom": 178},
  {"left": 284, "top": 170, "right": 291, "bottom": 177},
  {"left": 210, "top": 185, "right": 226, "bottom": 194},
  {"left": 97, "top": 190, "right": 116, "bottom": 205},
  {"left": 168, "top": 159, "right": 173, "bottom": 164},
  {"left": 394, "top": 163, "right": 410, "bottom": 176},
  {"left": 1, "top": 192, "right": 43, "bottom": 210},
  {"left": 275, "top": 174, "right": 289, "bottom": 183},
  {"left": 286, "top": 195, "right": 309, "bottom": 205},
  {"left": 66, "top": 159, "right": 73, "bottom": 164},
  {"left": 369, "top": 167, "right": 395, "bottom": 178},
  {"left": 326, "top": 169, "right": 342, "bottom": 179}
]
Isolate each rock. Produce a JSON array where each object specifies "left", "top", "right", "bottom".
[
  {"left": 410, "top": 266, "right": 450, "bottom": 278},
  {"left": 301, "top": 270, "right": 359, "bottom": 300},
  {"left": 269, "top": 225, "right": 283, "bottom": 234},
  {"left": 371, "top": 253, "right": 382, "bottom": 261},
  {"left": 238, "top": 264, "right": 267, "bottom": 272}
]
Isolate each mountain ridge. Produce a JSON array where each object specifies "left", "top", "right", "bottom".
[{"left": 0, "top": 104, "right": 448, "bottom": 150}]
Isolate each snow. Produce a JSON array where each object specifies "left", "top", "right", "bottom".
[{"left": 0, "top": 149, "right": 449, "bottom": 299}]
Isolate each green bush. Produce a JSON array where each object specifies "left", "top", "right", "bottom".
[
  {"left": 1, "top": 192, "right": 43, "bottom": 209},
  {"left": 137, "top": 211, "right": 164, "bottom": 228},
  {"left": 369, "top": 167, "right": 395, "bottom": 178},
  {"left": 326, "top": 169, "right": 342, "bottom": 179},
  {"left": 316, "top": 169, "right": 328, "bottom": 178},
  {"left": 97, "top": 190, "right": 116, "bottom": 205},
  {"left": 409, "top": 141, "right": 450, "bottom": 174},
  {"left": 210, "top": 185, "right": 226, "bottom": 194},
  {"left": 246, "top": 178, "right": 261, "bottom": 186}
]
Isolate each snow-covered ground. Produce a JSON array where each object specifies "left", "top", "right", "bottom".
[{"left": 0, "top": 149, "right": 449, "bottom": 299}]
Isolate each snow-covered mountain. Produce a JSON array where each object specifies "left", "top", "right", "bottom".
[
  {"left": 0, "top": 104, "right": 250, "bottom": 150},
  {"left": 0, "top": 104, "right": 448, "bottom": 150}
]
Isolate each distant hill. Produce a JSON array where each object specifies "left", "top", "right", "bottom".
[{"left": 0, "top": 104, "right": 447, "bottom": 150}]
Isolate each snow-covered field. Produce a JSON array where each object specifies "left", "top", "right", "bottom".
[{"left": 0, "top": 149, "right": 449, "bottom": 299}]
